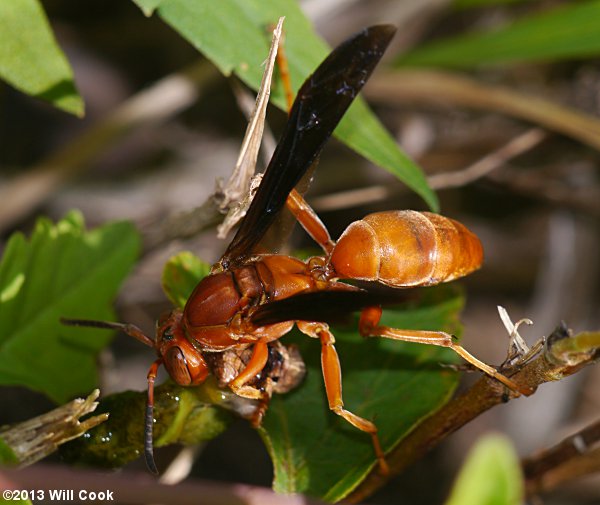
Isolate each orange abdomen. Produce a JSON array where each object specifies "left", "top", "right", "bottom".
[{"left": 329, "top": 210, "right": 483, "bottom": 287}]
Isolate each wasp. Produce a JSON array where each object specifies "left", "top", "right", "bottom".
[{"left": 63, "top": 24, "right": 530, "bottom": 475}]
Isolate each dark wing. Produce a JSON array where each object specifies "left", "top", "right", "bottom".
[
  {"left": 249, "top": 286, "right": 411, "bottom": 327},
  {"left": 219, "top": 25, "right": 396, "bottom": 269}
]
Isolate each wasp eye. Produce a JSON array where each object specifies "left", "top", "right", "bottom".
[{"left": 162, "top": 327, "right": 174, "bottom": 341}]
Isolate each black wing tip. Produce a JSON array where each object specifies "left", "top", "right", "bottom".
[
  {"left": 331, "top": 24, "right": 396, "bottom": 58},
  {"left": 354, "top": 24, "right": 397, "bottom": 52},
  {"left": 366, "top": 24, "right": 397, "bottom": 40}
]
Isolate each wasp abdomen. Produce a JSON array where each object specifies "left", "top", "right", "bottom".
[{"left": 329, "top": 210, "right": 483, "bottom": 287}]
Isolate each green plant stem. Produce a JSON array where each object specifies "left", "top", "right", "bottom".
[{"left": 59, "top": 381, "right": 237, "bottom": 469}]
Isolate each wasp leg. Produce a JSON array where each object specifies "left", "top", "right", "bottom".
[
  {"left": 247, "top": 396, "right": 271, "bottom": 428},
  {"left": 275, "top": 28, "right": 294, "bottom": 112},
  {"left": 359, "top": 306, "right": 533, "bottom": 396},
  {"left": 228, "top": 340, "right": 270, "bottom": 400},
  {"left": 297, "top": 321, "right": 389, "bottom": 475},
  {"left": 286, "top": 189, "right": 335, "bottom": 254}
]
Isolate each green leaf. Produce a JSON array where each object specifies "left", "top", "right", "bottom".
[
  {"left": 134, "top": 0, "right": 162, "bottom": 16},
  {"left": 399, "top": 1, "right": 600, "bottom": 68},
  {"left": 262, "top": 287, "right": 464, "bottom": 501},
  {"left": 131, "top": 0, "right": 437, "bottom": 211},
  {"left": 0, "top": 211, "right": 139, "bottom": 403},
  {"left": 0, "top": 0, "right": 84, "bottom": 116},
  {"left": 0, "top": 437, "right": 18, "bottom": 465},
  {"left": 445, "top": 434, "right": 523, "bottom": 505},
  {"left": 161, "top": 251, "right": 211, "bottom": 308}
]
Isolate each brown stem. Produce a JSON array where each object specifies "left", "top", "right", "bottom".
[
  {"left": 141, "top": 197, "right": 223, "bottom": 252},
  {"left": 523, "top": 419, "right": 600, "bottom": 496},
  {"left": 347, "top": 326, "right": 600, "bottom": 503},
  {"left": 527, "top": 447, "right": 600, "bottom": 497}
]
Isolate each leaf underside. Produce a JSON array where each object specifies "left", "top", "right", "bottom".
[{"left": 0, "top": 0, "right": 83, "bottom": 116}]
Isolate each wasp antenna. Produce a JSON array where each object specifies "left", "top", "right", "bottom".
[
  {"left": 145, "top": 359, "right": 162, "bottom": 475},
  {"left": 60, "top": 317, "right": 155, "bottom": 348},
  {"left": 61, "top": 317, "right": 121, "bottom": 330},
  {"left": 144, "top": 403, "right": 159, "bottom": 475}
]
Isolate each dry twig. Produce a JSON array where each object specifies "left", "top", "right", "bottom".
[
  {"left": 427, "top": 128, "right": 547, "bottom": 190},
  {"left": 0, "top": 390, "right": 107, "bottom": 467},
  {"left": 215, "top": 17, "right": 284, "bottom": 239},
  {"left": 311, "top": 127, "right": 546, "bottom": 212},
  {"left": 142, "top": 19, "right": 287, "bottom": 251},
  {"left": 524, "top": 418, "right": 600, "bottom": 497},
  {"left": 366, "top": 69, "right": 600, "bottom": 151}
]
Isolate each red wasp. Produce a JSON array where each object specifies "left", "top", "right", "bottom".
[{"left": 63, "top": 24, "right": 530, "bottom": 474}]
